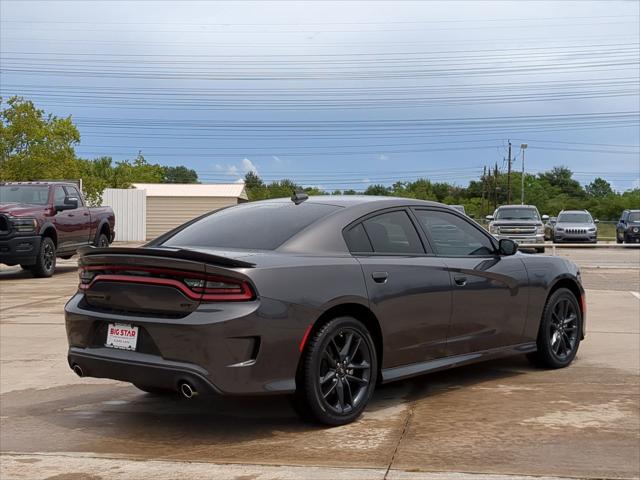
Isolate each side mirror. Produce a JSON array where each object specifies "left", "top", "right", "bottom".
[
  {"left": 498, "top": 238, "right": 518, "bottom": 256},
  {"left": 594, "top": 219, "right": 600, "bottom": 224},
  {"left": 541, "top": 214, "right": 549, "bottom": 221},
  {"left": 56, "top": 197, "right": 78, "bottom": 211},
  {"left": 486, "top": 215, "right": 494, "bottom": 221}
]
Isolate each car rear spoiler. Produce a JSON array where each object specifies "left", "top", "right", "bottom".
[{"left": 77, "top": 246, "right": 255, "bottom": 268}]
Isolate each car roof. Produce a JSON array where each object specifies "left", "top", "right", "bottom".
[
  {"left": 256, "top": 195, "right": 445, "bottom": 209},
  {"left": 495, "top": 204, "right": 538, "bottom": 209},
  {"left": 0, "top": 181, "right": 78, "bottom": 187},
  {"left": 559, "top": 210, "right": 590, "bottom": 214}
]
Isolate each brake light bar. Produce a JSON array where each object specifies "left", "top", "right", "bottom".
[{"left": 78, "top": 265, "right": 254, "bottom": 302}]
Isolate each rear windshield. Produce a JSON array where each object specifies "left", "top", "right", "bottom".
[
  {"left": 0, "top": 185, "right": 49, "bottom": 205},
  {"left": 495, "top": 208, "right": 540, "bottom": 221},
  {"left": 558, "top": 213, "right": 593, "bottom": 223},
  {"left": 161, "top": 201, "right": 341, "bottom": 250}
]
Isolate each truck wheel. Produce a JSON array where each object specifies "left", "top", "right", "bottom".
[
  {"left": 96, "top": 232, "right": 109, "bottom": 248},
  {"left": 31, "top": 237, "right": 56, "bottom": 278}
]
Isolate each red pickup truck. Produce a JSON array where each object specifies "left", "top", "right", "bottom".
[{"left": 0, "top": 182, "right": 115, "bottom": 277}]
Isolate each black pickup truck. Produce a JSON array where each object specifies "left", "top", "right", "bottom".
[{"left": 0, "top": 182, "right": 115, "bottom": 277}]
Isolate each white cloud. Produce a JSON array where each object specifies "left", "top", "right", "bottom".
[
  {"left": 272, "top": 155, "right": 283, "bottom": 165},
  {"left": 378, "top": 154, "right": 389, "bottom": 161},
  {"left": 226, "top": 165, "right": 239, "bottom": 175},
  {"left": 362, "top": 178, "right": 371, "bottom": 184},
  {"left": 241, "top": 158, "right": 258, "bottom": 174}
]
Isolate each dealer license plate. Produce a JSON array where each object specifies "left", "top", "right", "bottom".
[{"left": 105, "top": 323, "right": 139, "bottom": 350}]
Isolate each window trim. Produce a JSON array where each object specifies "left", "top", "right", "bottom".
[
  {"left": 53, "top": 185, "right": 67, "bottom": 208},
  {"left": 342, "top": 207, "right": 433, "bottom": 257},
  {"left": 410, "top": 206, "right": 499, "bottom": 258}
]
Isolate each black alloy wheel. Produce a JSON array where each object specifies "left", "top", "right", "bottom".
[
  {"left": 31, "top": 237, "right": 56, "bottom": 278},
  {"left": 97, "top": 233, "right": 109, "bottom": 248},
  {"left": 528, "top": 288, "right": 582, "bottom": 368},
  {"left": 295, "top": 317, "right": 377, "bottom": 425}
]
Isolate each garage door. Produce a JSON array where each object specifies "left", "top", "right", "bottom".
[{"left": 146, "top": 196, "right": 238, "bottom": 240}]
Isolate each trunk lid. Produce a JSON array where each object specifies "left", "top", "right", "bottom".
[{"left": 77, "top": 246, "right": 255, "bottom": 317}]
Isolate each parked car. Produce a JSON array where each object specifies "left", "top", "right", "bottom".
[
  {"left": 553, "top": 210, "right": 598, "bottom": 244},
  {"left": 0, "top": 182, "right": 115, "bottom": 277},
  {"left": 544, "top": 216, "right": 557, "bottom": 241},
  {"left": 65, "top": 196, "right": 584, "bottom": 426},
  {"left": 486, "top": 205, "right": 547, "bottom": 253},
  {"left": 616, "top": 209, "right": 640, "bottom": 243}
]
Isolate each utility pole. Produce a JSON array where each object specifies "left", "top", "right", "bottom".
[
  {"left": 520, "top": 143, "right": 528, "bottom": 205},
  {"left": 481, "top": 165, "right": 487, "bottom": 217},
  {"left": 506, "top": 140, "right": 512, "bottom": 204}
]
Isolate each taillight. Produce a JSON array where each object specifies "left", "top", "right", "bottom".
[{"left": 78, "top": 266, "right": 254, "bottom": 302}]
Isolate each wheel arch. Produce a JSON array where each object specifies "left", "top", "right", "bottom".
[
  {"left": 95, "top": 220, "right": 111, "bottom": 244},
  {"left": 547, "top": 276, "right": 585, "bottom": 339},
  {"left": 296, "top": 302, "right": 384, "bottom": 383},
  {"left": 39, "top": 224, "right": 57, "bottom": 247}
]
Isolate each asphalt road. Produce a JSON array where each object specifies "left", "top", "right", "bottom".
[{"left": 1, "top": 248, "right": 638, "bottom": 480}]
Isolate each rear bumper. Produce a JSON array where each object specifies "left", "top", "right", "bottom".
[
  {"left": 64, "top": 293, "right": 309, "bottom": 395},
  {"left": 0, "top": 235, "right": 41, "bottom": 266},
  {"left": 68, "top": 347, "right": 221, "bottom": 395}
]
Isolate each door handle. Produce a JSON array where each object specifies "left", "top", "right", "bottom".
[
  {"left": 454, "top": 275, "right": 467, "bottom": 287},
  {"left": 372, "top": 271, "right": 389, "bottom": 283}
]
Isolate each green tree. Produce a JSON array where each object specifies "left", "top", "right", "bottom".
[
  {"left": 1, "top": 96, "right": 80, "bottom": 181},
  {"left": 585, "top": 177, "right": 613, "bottom": 198},
  {"left": 163, "top": 165, "right": 199, "bottom": 183},
  {"left": 364, "top": 184, "right": 391, "bottom": 196}
]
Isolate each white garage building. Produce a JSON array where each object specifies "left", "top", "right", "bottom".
[
  {"left": 133, "top": 183, "right": 248, "bottom": 240},
  {"left": 102, "top": 183, "right": 248, "bottom": 242}
]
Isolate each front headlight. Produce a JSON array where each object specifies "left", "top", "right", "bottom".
[
  {"left": 588, "top": 227, "right": 596, "bottom": 232},
  {"left": 536, "top": 225, "right": 545, "bottom": 234},
  {"left": 489, "top": 224, "right": 499, "bottom": 234},
  {"left": 10, "top": 217, "right": 37, "bottom": 233},
  {"left": 632, "top": 227, "right": 639, "bottom": 233},
  {"left": 556, "top": 227, "right": 564, "bottom": 232}
]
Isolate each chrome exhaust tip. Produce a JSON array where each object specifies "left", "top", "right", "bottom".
[
  {"left": 72, "top": 364, "right": 84, "bottom": 377},
  {"left": 179, "top": 382, "right": 197, "bottom": 399}
]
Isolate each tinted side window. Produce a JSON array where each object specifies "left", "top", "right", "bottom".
[
  {"left": 344, "top": 223, "right": 373, "bottom": 253},
  {"left": 53, "top": 186, "right": 66, "bottom": 207},
  {"left": 66, "top": 186, "right": 84, "bottom": 206},
  {"left": 414, "top": 209, "right": 495, "bottom": 256},
  {"left": 362, "top": 211, "right": 424, "bottom": 254}
]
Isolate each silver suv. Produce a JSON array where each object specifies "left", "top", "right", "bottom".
[
  {"left": 553, "top": 210, "right": 598, "bottom": 244},
  {"left": 486, "top": 205, "right": 547, "bottom": 253}
]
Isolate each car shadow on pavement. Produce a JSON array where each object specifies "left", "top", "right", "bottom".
[{"left": 1, "top": 355, "right": 533, "bottom": 458}]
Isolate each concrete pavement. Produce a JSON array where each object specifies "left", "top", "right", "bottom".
[{"left": 1, "top": 249, "right": 638, "bottom": 479}]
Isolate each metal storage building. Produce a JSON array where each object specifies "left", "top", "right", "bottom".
[{"left": 132, "top": 183, "right": 248, "bottom": 240}]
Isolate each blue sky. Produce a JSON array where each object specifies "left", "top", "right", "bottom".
[{"left": 1, "top": 0, "right": 639, "bottom": 191}]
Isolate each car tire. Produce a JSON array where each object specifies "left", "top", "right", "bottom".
[
  {"left": 31, "top": 237, "right": 56, "bottom": 278},
  {"left": 95, "top": 232, "right": 109, "bottom": 248},
  {"left": 134, "top": 384, "right": 175, "bottom": 395},
  {"left": 527, "top": 288, "right": 582, "bottom": 369},
  {"left": 295, "top": 316, "right": 377, "bottom": 426}
]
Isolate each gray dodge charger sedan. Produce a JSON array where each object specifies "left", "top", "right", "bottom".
[{"left": 65, "top": 196, "right": 585, "bottom": 425}]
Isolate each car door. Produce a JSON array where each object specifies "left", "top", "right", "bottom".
[
  {"left": 345, "top": 209, "right": 452, "bottom": 369},
  {"left": 65, "top": 185, "right": 92, "bottom": 246},
  {"left": 411, "top": 207, "right": 529, "bottom": 355}
]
